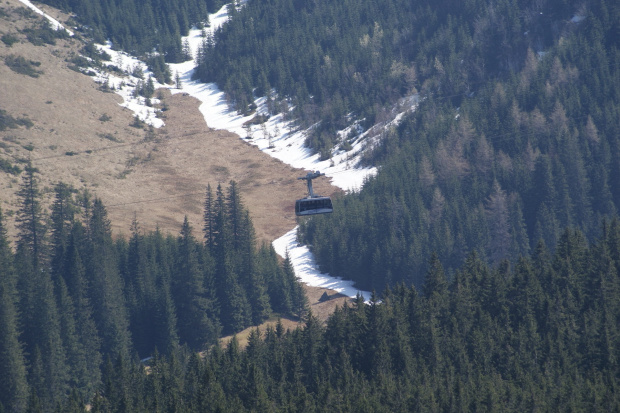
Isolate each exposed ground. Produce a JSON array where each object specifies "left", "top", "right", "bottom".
[{"left": 0, "top": 0, "right": 350, "bottom": 324}]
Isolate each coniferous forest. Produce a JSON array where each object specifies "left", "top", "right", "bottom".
[
  {"left": 39, "top": 0, "right": 226, "bottom": 62},
  {"left": 13, "top": 222, "right": 620, "bottom": 412},
  {"left": 3, "top": 0, "right": 620, "bottom": 410},
  {"left": 297, "top": 0, "right": 620, "bottom": 291},
  {"left": 0, "top": 167, "right": 305, "bottom": 412}
]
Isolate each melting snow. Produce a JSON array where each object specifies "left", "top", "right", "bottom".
[
  {"left": 94, "top": 42, "right": 164, "bottom": 128},
  {"left": 273, "top": 227, "right": 371, "bottom": 300},
  {"left": 27, "top": 0, "right": 396, "bottom": 298},
  {"left": 17, "top": 0, "right": 74, "bottom": 36}
]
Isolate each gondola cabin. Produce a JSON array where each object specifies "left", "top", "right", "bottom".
[
  {"left": 295, "top": 196, "right": 333, "bottom": 216},
  {"left": 295, "top": 170, "right": 334, "bottom": 216}
]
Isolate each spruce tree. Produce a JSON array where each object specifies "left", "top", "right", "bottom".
[
  {"left": 173, "top": 217, "right": 220, "bottom": 349},
  {"left": 203, "top": 184, "right": 215, "bottom": 247},
  {"left": 240, "top": 211, "right": 271, "bottom": 325},
  {"left": 149, "top": 229, "right": 180, "bottom": 354},
  {"left": 124, "top": 217, "right": 154, "bottom": 357},
  {"left": 15, "top": 163, "right": 47, "bottom": 270},
  {"left": 213, "top": 185, "right": 250, "bottom": 333},
  {"left": 15, "top": 246, "right": 69, "bottom": 409},
  {"left": 86, "top": 199, "right": 132, "bottom": 359},
  {"left": 64, "top": 223, "right": 102, "bottom": 398},
  {"left": 0, "top": 208, "right": 29, "bottom": 412},
  {"left": 50, "top": 182, "right": 77, "bottom": 283}
]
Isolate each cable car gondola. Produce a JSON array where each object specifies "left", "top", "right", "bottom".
[{"left": 295, "top": 171, "right": 333, "bottom": 216}]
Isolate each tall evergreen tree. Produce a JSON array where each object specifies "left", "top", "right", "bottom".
[
  {"left": 172, "top": 217, "right": 220, "bottom": 349},
  {"left": 0, "top": 208, "right": 29, "bottom": 412},
  {"left": 213, "top": 185, "right": 250, "bottom": 333},
  {"left": 203, "top": 184, "right": 215, "bottom": 247},
  {"left": 86, "top": 199, "right": 132, "bottom": 359},
  {"left": 15, "top": 245, "right": 69, "bottom": 409},
  {"left": 15, "top": 163, "right": 47, "bottom": 270},
  {"left": 63, "top": 223, "right": 102, "bottom": 400},
  {"left": 50, "top": 182, "right": 77, "bottom": 283}
]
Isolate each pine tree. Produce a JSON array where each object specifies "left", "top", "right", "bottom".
[
  {"left": 203, "top": 184, "right": 215, "bottom": 247},
  {"left": 15, "top": 163, "right": 47, "bottom": 270},
  {"left": 56, "top": 276, "right": 92, "bottom": 402},
  {"left": 240, "top": 211, "right": 271, "bottom": 325},
  {"left": 173, "top": 217, "right": 220, "bottom": 349},
  {"left": 124, "top": 216, "right": 154, "bottom": 357},
  {"left": 175, "top": 71, "right": 182, "bottom": 89},
  {"left": 50, "top": 182, "right": 77, "bottom": 284},
  {"left": 64, "top": 223, "right": 102, "bottom": 399},
  {"left": 0, "top": 208, "right": 29, "bottom": 412},
  {"left": 86, "top": 198, "right": 132, "bottom": 359},
  {"left": 213, "top": 185, "right": 250, "bottom": 333},
  {"left": 283, "top": 250, "right": 307, "bottom": 318},
  {"left": 485, "top": 181, "right": 510, "bottom": 264},
  {"left": 422, "top": 252, "right": 448, "bottom": 300},
  {"left": 15, "top": 246, "right": 70, "bottom": 408}
]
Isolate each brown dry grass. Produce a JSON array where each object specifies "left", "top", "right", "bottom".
[
  {"left": 220, "top": 288, "right": 351, "bottom": 349},
  {"left": 0, "top": 0, "right": 352, "bottom": 323}
]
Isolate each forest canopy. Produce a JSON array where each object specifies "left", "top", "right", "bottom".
[
  {"left": 0, "top": 170, "right": 306, "bottom": 411},
  {"left": 38, "top": 0, "right": 226, "bottom": 62},
  {"left": 18, "top": 220, "right": 620, "bottom": 411},
  {"left": 299, "top": 0, "right": 620, "bottom": 291}
]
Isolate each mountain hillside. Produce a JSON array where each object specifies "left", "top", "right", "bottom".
[
  {"left": 0, "top": 0, "right": 336, "bottom": 243},
  {"left": 299, "top": 0, "right": 620, "bottom": 290}
]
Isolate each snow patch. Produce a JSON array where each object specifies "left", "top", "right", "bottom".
[
  {"left": 17, "top": 0, "right": 74, "bottom": 36},
  {"left": 273, "top": 228, "right": 371, "bottom": 300},
  {"left": 91, "top": 42, "right": 164, "bottom": 128}
]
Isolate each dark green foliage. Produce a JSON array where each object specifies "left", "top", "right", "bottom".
[
  {"left": 0, "top": 209, "right": 29, "bottom": 412},
  {"left": 37, "top": 0, "right": 225, "bottom": 63},
  {"left": 301, "top": 0, "right": 620, "bottom": 291},
  {"left": 0, "top": 109, "right": 33, "bottom": 131},
  {"left": 22, "top": 21, "right": 68, "bottom": 46},
  {"left": 85, "top": 199, "right": 132, "bottom": 360},
  {"left": 1, "top": 33, "right": 19, "bottom": 47},
  {"left": 144, "top": 54, "right": 171, "bottom": 84},
  {"left": 80, "top": 42, "right": 110, "bottom": 62},
  {"left": 193, "top": 0, "right": 591, "bottom": 152},
  {"left": 71, "top": 225, "right": 620, "bottom": 410},
  {"left": 16, "top": 164, "right": 47, "bottom": 270},
  {"left": 171, "top": 217, "right": 220, "bottom": 349},
  {"left": 0, "top": 176, "right": 305, "bottom": 410},
  {"left": 4, "top": 54, "right": 43, "bottom": 78},
  {"left": 0, "top": 158, "right": 22, "bottom": 175}
]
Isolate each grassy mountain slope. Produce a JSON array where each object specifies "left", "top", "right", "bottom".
[{"left": 0, "top": 0, "right": 337, "bottom": 244}]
